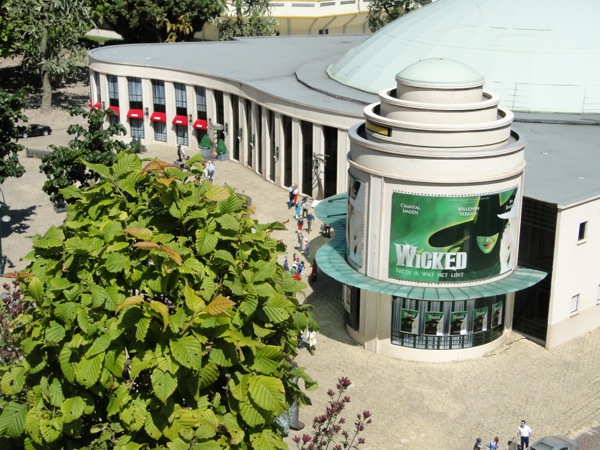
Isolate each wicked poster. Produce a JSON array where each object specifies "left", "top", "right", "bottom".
[
  {"left": 388, "top": 188, "right": 519, "bottom": 283},
  {"left": 347, "top": 176, "right": 366, "bottom": 269},
  {"left": 400, "top": 309, "right": 419, "bottom": 334}
]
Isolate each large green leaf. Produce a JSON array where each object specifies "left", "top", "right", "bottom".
[
  {"left": 239, "top": 400, "right": 266, "bottom": 427},
  {"left": 149, "top": 301, "right": 170, "bottom": 331},
  {"left": 120, "top": 398, "right": 147, "bottom": 431},
  {"left": 102, "top": 220, "right": 124, "bottom": 242},
  {"left": 151, "top": 368, "right": 178, "bottom": 404},
  {"left": 1, "top": 365, "right": 26, "bottom": 395},
  {"left": 144, "top": 411, "right": 163, "bottom": 440},
  {"left": 215, "top": 214, "right": 240, "bottom": 231},
  {"left": 0, "top": 402, "right": 27, "bottom": 438},
  {"left": 107, "top": 385, "right": 131, "bottom": 417},
  {"left": 104, "top": 348, "right": 126, "bottom": 378},
  {"left": 54, "top": 302, "right": 80, "bottom": 323},
  {"left": 105, "top": 252, "right": 131, "bottom": 273},
  {"left": 61, "top": 397, "right": 86, "bottom": 424},
  {"left": 212, "top": 249, "right": 236, "bottom": 265},
  {"left": 48, "top": 377, "right": 65, "bottom": 407},
  {"left": 75, "top": 353, "right": 104, "bottom": 387},
  {"left": 28, "top": 277, "right": 44, "bottom": 303},
  {"left": 195, "top": 229, "right": 219, "bottom": 255},
  {"left": 222, "top": 413, "right": 245, "bottom": 446},
  {"left": 183, "top": 283, "right": 204, "bottom": 312},
  {"left": 33, "top": 226, "right": 64, "bottom": 249},
  {"left": 113, "top": 152, "right": 141, "bottom": 176},
  {"left": 250, "top": 429, "right": 288, "bottom": 450},
  {"left": 85, "top": 333, "right": 113, "bottom": 358},
  {"left": 261, "top": 296, "right": 294, "bottom": 323},
  {"left": 59, "top": 346, "right": 75, "bottom": 383},
  {"left": 170, "top": 336, "right": 203, "bottom": 370},
  {"left": 181, "top": 257, "right": 204, "bottom": 274},
  {"left": 195, "top": 410, "right": 219, "bottom": 440},
  {"left": 39, "top": 417, "right": 63, "bottom": 443},
  {"left": 84, "top": 162, "right": 111, "bottom": 179},
  {"left": 45, "top": 321, "right": 66, "bottom": 344},
  {"left": 247, "top": 375, "right": 286, "bottom": 413},
  {"left": 252, "top": 261, "right": 277, "bottom": 282},
  {"left": 250, "top": 347, "right": 282, "bottom": 375}
]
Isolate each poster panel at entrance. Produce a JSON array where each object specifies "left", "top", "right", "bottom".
[
  {"left": 388, "top": 188, "right": 519, "bottom": 283},
  {"left": 347, "top": 176, "right": 366, "bottom": 269}
]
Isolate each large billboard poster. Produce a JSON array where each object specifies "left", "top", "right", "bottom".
[
  {"left": 388, "top": 188, "right": 519, "bottom": 283},
  {"left": 347, "top": 176, "right": 366, "bottom": 269}
]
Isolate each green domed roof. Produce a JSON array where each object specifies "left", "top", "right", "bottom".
[
  {"left": 397, "top": 58, "right": 484, "bottom": 86},
  {"left": 328, "top": 0, "right": 600, "bottom": 113}
]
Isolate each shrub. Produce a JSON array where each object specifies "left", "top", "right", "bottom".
[
  {"left": 292, "top": 377, "right": 373, "bottom": 450},
  {"left": 0, "top": 153, "right": 317, "bottom": 449}
]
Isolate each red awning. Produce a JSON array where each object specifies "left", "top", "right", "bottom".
[
  {"left": 193, "top": 119, "right": 208, "bottom": 130},
  {"left": 127, "top": 109, "right": 144, "bottom": 119},
  {"left": 172, "top": 115, "right": 188, "bottom": 126},
  {"left": 108, "top": 106, "right": 120, "bottom": 115},
  {"left": 150, "top": 112, "right": 166, "bottom": 123}
]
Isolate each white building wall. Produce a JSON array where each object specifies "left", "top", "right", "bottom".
[{"left": 546, "top": 198, "right": 600, "bottom": 348}]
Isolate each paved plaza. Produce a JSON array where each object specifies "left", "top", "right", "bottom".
[{"left": 3, "top": 129, "right": 600, "bottom": 449}]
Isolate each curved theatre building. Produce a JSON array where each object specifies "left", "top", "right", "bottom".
[
  {"left": 88, "top": 0, "right": 600, "bottom": 361},
  {"left": 317, "top": 58, "right": 545, "bottom": 361}
]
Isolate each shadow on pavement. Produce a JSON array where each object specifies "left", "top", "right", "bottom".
[{"left": 2, "top": 205, "right": 38, "bottom": 237}]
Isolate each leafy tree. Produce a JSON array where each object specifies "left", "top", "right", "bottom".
[
  {"left": 93, "top": 0, "right": 225, "bottom": 43},
  {"left": 0, "top": 153, "right": 317, "bottom": 448},
  {"left": 367, "top": 0, "right": 432, "bottom": 32},
  {"left": 0, "top": 88, "right": 27, "bottom": 184},
  {"left": 1, "top": 0, "right": 94, "bottom": 111},
  {"left": 213, "top": 0, "right": 278, "bottom": 41},
  {"left": 39, "top": 106, "right": 143, "bottom": 207}
]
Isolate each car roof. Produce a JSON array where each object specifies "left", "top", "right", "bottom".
[{"left": 531, "top": 435, "right": 578, "bottom": 450}]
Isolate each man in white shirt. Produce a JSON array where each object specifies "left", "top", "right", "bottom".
[{"left": 517, "top": 419, "right": 533, "bottom": 449}]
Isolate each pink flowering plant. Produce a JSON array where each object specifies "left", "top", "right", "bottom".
[{"left": 292, "top": 377, "right": 373, "bottom": 450}]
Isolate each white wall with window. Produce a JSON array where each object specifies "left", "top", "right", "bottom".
[{"left": 546, "top": 201, "right": 600, "bottom": 348}]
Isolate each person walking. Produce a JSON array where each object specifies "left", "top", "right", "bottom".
[
  {"left": 177, "top": 144, "right": 186, "bottom": 162},
  {"left": 206, "top": 160, "right": 215, "bottom": 182},
  {"left": 302, "top": 198, "right": 310, "bottom": 218},
  {"left": 283, "top": 256, "right": 289, "bottom": 272},
  {"left": 517, "top": 420, "right": 533, "bottom": 449},
  {"left": 297, "top": 215, "right": 304, "bottom": 232},
  {"left": 295, "top": 202, "right": 302, "bottom": 220},
  {"left": 473, "top": 437, "right": 483, "bottom": 450},
  {"left": 309, "top": 260, "right": 318, "bottom": 282},
  {"left": 287, "top": 185, "right": 294, "bottom": 208},
  {"left": 306, "top": 213, "right": 314, "bottom": 233},
  {"left": 487, "top": 436, "right": 500, "bottom": 450},
  {"left": 302, "top": 236, "right": 310, "bottom": 258}
]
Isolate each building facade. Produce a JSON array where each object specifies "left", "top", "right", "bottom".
[
  {"left": 87, "top": 0, "right": 600, "bottom": 360},
  {"left": 199, "top": 0, "right": 371, "bottom": 40}
]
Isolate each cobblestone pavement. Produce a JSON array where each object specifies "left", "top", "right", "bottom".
[{"left": 3, "top": 135, "right": 600, "bottom": 449}]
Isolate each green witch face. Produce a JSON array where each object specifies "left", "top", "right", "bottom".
[{"left": 476, "top": 233, "right": 499, "bottom": 254}]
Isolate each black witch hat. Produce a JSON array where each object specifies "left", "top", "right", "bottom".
[{"left": 428, "top": 190, "right": 517, "bottom": 248}]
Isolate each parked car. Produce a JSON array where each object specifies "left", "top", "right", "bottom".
[
  {"left": 17, "top": 124, "right": 52, "bottom": 138},
  {"left": 529, "top": 435, "right": 579, "bottom": 450}
]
